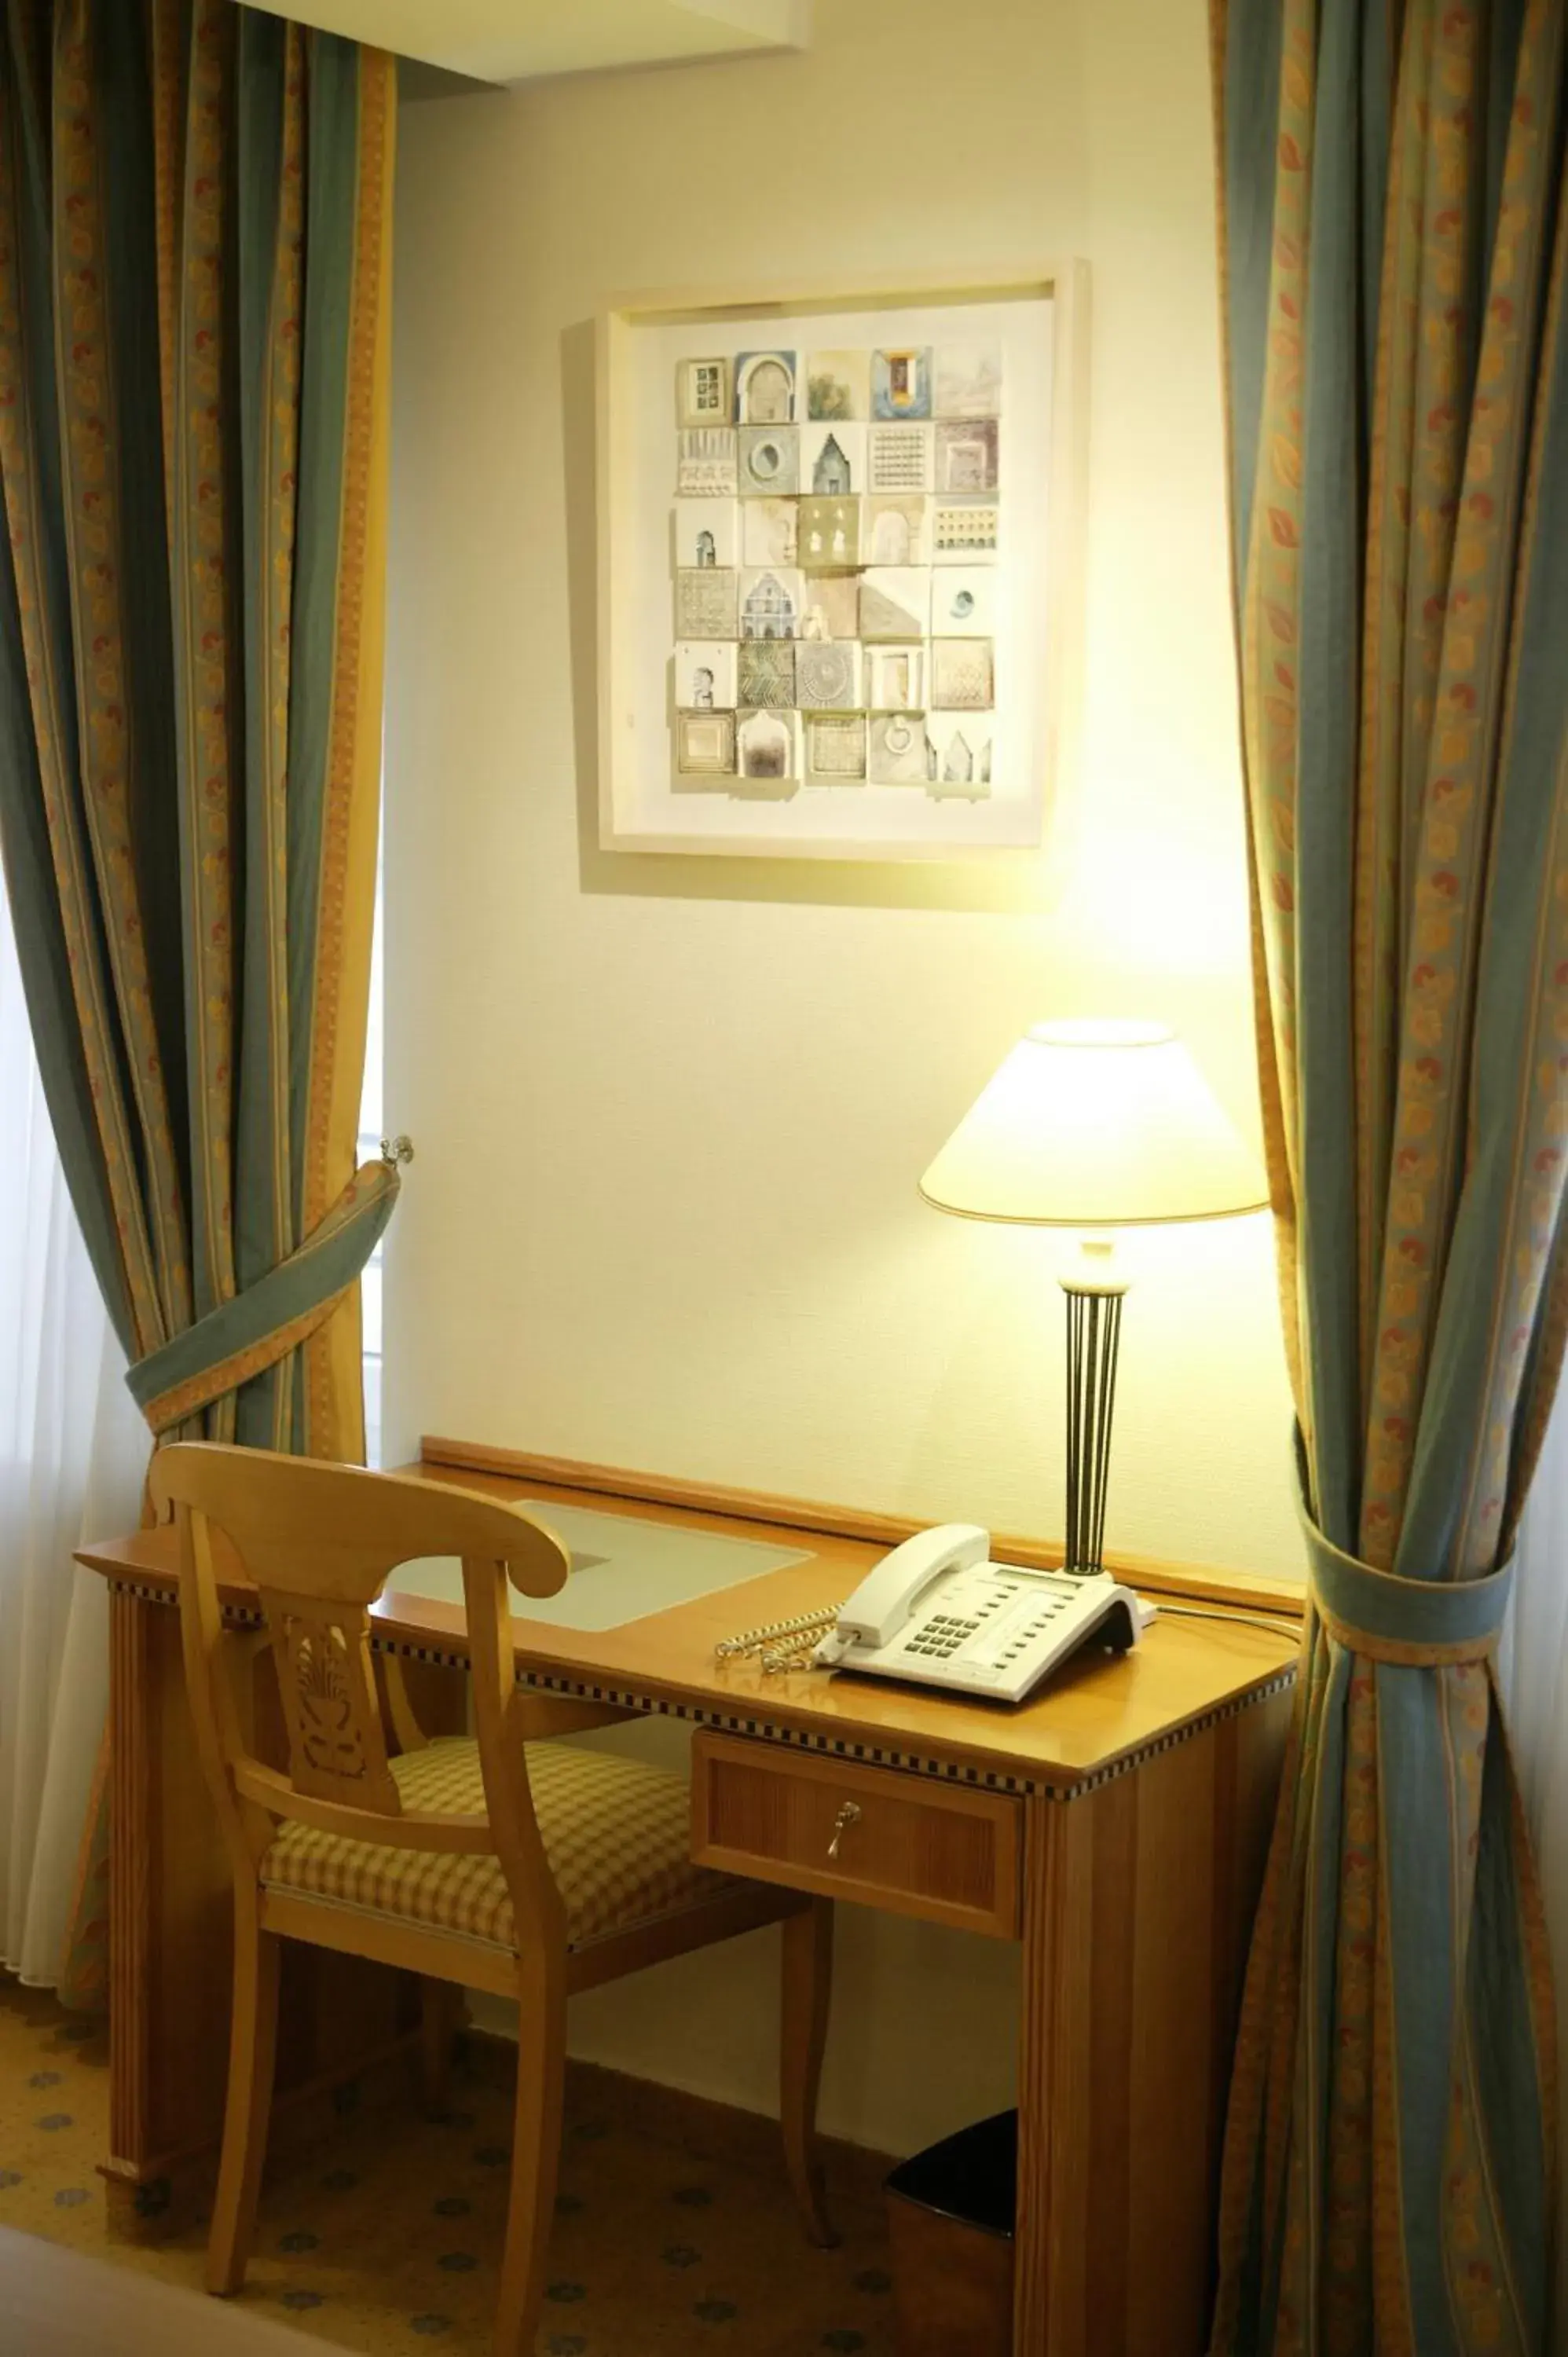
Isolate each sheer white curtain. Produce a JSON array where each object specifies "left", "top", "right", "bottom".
[
  {"left": 0, "top": 893, "right": 146, "bottom": 1986},
  {"left": 1499, "top": 1391, "right": 1568, "bottom": 2352}
]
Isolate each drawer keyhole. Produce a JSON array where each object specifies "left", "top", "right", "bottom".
[{"left": 826, "top": 1801, "right": 862, "bottom": 1860}]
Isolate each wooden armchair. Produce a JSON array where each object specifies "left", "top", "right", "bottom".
[{"left": 150, "top": 1442, "right": 834, "bottom": 2356}]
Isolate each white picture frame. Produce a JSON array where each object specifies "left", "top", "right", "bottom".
[{"left": 596, "top": 262, "right": 1089, "bottom": 861}]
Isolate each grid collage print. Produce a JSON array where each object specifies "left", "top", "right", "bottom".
[{"left": 669, "top": 341, "right": 1002, "bottom": 797}]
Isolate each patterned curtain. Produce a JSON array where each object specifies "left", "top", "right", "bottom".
[
  {"left": 1208, "top": 0, "right": 1567, "bottom": 2347},
  {"left": 0, "top": 4, "right": 397, "bottom": 1998}
]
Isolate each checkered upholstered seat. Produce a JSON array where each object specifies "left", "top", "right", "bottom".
[{"left": 262, "top": 1737, "right": 735, "bottom": 1955}]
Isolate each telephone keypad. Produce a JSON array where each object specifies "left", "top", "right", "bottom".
[{"left": 907, "top": 1613, "right": 980, "bottom": 1660}]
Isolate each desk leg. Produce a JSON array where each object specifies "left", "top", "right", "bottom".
[
  {"left": 108, "top": 1589, "right": 156, "bottom": 2182},
  {"left": 108, "top": 1587, "right": 233, "bottom": 2194},
  {"left": 1014, "top": 1689, "right": 1289, "bottom": 2357}
]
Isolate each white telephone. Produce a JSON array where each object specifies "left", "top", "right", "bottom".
[{"left": 813, "top": 1523, "right": 1149, "bottom": 1704}]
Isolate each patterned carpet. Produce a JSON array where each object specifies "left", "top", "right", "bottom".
[{"left": 0, "top": 1979, "right": 897, "bottom": 2354}]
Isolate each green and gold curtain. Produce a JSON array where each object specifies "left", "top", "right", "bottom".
[
  {"left": 1211, "top": 0, "right": 1566, "bottom": 2347},
  {"left": 0, "top": 1, "right": 396, "bottom": 1455},
  {"left": 0, "top": 3, "right": 397, "bottom": 1999}
]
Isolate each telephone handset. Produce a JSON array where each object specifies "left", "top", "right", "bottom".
[
  {"left": 814, "top": 1523, "right": 1148, "bottom": 1705},
  {"left": 832, "top": 1523, "right": 991, "bottom": 1647}
]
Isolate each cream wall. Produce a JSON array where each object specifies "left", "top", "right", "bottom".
[{"left": 384, "top": 0, "right": 1301, "bottom": 2159}]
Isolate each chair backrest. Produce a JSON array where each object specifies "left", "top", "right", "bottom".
[{"left": 151, "top": 1443, "right": 572, "bottom": 1893}]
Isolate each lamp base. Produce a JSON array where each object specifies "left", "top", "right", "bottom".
[{"left": 1059, "top": 1239, "right": 1129, "bottom": 1575}]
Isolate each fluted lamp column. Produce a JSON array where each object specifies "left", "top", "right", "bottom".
[{"left": 918, "top": 1021, "right": 1269, "bottom": 1575}]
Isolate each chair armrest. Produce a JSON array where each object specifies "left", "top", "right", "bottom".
[{"left": 234, "top": 1761, "right": 496, "bottom": 1856}]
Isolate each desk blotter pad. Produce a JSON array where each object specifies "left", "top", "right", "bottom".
[{"left": 393, "top": 1500, "right": 811, "bottom": 1633}]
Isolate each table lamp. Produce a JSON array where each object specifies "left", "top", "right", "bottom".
[{"left": 919, "top": 1020, "right": 1269, "bottom": 1575}]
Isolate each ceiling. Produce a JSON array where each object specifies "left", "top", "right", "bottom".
[{"left": 251, "top": 0, "right": 812, "bottom": 86}]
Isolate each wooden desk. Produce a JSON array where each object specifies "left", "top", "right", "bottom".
[{"left": 79, "top": 1439, "right": 1300, "bottom": 2357}]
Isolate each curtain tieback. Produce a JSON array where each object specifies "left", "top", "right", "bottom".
[
  {"left": 1296, "top": 1490, "right": 1513, "bottom": 1666},
  {"left": 125, "top": 1160, "right": 401, "bottom": 1435}
]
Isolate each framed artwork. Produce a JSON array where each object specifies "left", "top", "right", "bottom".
[{"left": 597, "top": 264, "right": 1087, "bottom": 860}]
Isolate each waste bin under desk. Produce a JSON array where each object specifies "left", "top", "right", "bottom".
[{"left": 885, "top": 2112, "right": 1017, "bottom": 2357}]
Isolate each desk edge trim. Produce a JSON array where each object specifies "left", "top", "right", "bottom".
[{"left": 105, "top": 1575, "right": 1296, "bottom": 1801}]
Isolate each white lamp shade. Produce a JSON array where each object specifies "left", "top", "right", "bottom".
[{"left": 919, "top": 1019, "right": 1271, "bottom": 1227}]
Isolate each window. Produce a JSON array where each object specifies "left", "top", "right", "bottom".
[{"left": 356, "top": 860, "right": 385, "bottom": 1465}]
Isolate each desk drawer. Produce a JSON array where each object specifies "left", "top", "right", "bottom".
[{"left": 691, "top": 1733, "right": 1021, "bottom": 1940}]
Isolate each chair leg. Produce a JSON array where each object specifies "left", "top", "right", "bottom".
[
  {"left": 780, "top": 1898, "right": 836, "bottom": 2248},
  {"left": 207, "top": 1902, "right": 281, "bottom": 2297},
  {"left": 419, "top": 1975, "right": 459, "bottom": 2117},
  {"left": 493, "top": 1948, "right": 568, "bottom": 2357}
]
